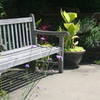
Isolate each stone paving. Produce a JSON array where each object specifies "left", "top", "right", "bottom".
[{"left": 5, "top": 64, "right": 100, "bottom": 100}]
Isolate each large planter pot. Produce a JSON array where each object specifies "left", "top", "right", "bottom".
[{"left": 64, "top": 51, "right": 85, "bottom": 69}]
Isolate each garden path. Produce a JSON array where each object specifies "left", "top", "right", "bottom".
[{"left": 9, "top": 64, "right": 100, "bottom": 100}]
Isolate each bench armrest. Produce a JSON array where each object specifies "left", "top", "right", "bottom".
[{"left": 33, "top": 29, "right": 69, "bottom": 36}]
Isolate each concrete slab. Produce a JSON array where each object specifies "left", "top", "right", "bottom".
[{"left": 8, "top": 64, "right": 100, "bottom": 100}]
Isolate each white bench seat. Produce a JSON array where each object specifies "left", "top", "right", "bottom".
[{"left": 0, "top": 45, "right": 60, "bottom": 72}]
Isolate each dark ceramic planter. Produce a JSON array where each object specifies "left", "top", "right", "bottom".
[{"left": 64, "top": 51, "right": 85, "bottom": 69}]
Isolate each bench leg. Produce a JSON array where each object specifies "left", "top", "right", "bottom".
[
  {"left": 58, "top": 36, "right": 64, "bottom": 73},
  {"left": 58, "top": 52, "right": 64, "bottom": 73}
]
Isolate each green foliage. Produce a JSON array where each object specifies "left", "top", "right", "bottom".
[
  {"left": 59, "top": 10, "right": 84, "bottom": 52},
  {"left": 0, "top": 89, "right": 7, "bottom": 97},
  {"left": 64, "top": 46, "right": 85, "bottom": 52},
  {"left": 35, "top": 43, "right": 53, "bottom": 74},
  {"left": 36, "top": 19, "right": 42, "bottom": 28},
  {"left": 79, "top": 18, "right": 100, "bottom": 48},
  {"left": 41, "top": 43, "right": 53, "bottom": 47},
  {"left": 64, "top": 23, "right": 80, "bottom": 35},
  {"left": 94, "top": 60, "right": 100, "bottom": 65},
  {"left": 0, "top": 0, "right": 6, "bottom": 18},
  {"left": 79, "top": 18, "right": 96, "bottom": 35},
  {"left": 60, "top": 9, "right": 77, "bottom": 23}
]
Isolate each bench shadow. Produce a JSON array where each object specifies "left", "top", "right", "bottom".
[{"left": 0, "top": 67, "right": 59, "bottom": 93}]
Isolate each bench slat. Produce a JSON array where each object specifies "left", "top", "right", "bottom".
[
  {"left": 0, "top": 47, "right": 42, "bottom": 63},
  {"left": 18, "top": 24, "right": 23, "bottom": 47},
  {"left": 0, "top": 17, "right": 32, "bottom": 25},
  {"left": 0, "top": 26, "right": 3, "bottom": 44},
  {"left": 0, "top": 46, "right": 60, "bottom": 60},
  {"left": 11, "top": 24, "right": 15, "bottom": 49},
  {"left": 3, "top": 25, "right": 7, "bottom": 47},
  {"left": 7, "top": 25, "right": 12, "bottom": 50},
  {"left": 25, "top": 23, "right": 29, "bottom": 46},
  {"left": 0, "top": 46, "right": 32, "bottom": 55},
  {"left": 15, "top": 24, "right": 19, "bottom": 48},
  {"left": 22, "top": 23, "right": 26, "bottom": 46},
  {"left": 28, "top": 22, "right": 32, "bottom": 45}
]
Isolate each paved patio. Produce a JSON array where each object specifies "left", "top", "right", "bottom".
[{"left": 7, "top": 64, "right": 100, "bottom": 100}]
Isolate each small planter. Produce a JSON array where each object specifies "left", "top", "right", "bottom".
[{"left": 64, "top": 51, "right": 85, "bottom": 69}]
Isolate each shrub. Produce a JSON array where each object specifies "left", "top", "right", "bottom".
[
  {"left": 0, "top": 0, "right": 6, "bottom": 18},
  {"left": 79, "top": 18, "right": 100, "bottom": 49}
]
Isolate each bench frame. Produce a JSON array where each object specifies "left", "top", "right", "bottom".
[{"left": 0, "top": 14, "right": 68, "bottom": 73}]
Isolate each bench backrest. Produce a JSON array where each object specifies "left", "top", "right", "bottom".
[{"left": 0, "top": 14, "right": 36, "bottom": 51}]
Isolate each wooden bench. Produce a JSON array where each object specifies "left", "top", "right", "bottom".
[{"left": 0, "top": 14, "right": 68, "bottom": 74}]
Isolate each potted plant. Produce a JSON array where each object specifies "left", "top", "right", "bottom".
[{"left": 59, "top": 10, "right": 85, "bottom": 69}]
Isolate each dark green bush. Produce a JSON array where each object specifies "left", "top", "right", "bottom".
[
  {"left": 79, "top": 18, "right": 100, "bottom": 49},
  {"left": 0, "top": 0, "right": 7, "bottom": 18}
]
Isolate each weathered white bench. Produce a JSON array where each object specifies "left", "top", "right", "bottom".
[{"left": 0, "top": 14, "right": 68, "bottom": 74}]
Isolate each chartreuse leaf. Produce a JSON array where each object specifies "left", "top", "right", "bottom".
[
  {"left": 63, "top": 11, "right": 70, "bottom": 22},
  {"left": 61, "top": 9, "right": 70, "bottom": 23},
  {"left": 42, "top": 44, "right": 52, "bottom": 47},
  {"left": 36, "top": 19, "right": 42, "bottom": 28},
  {"left": 61, "top": 9, "right": 77, "bottom": 23},
  {"left": 68, "top": 13, "right": 77, "bottom": 22},
  {"left": 64, "top": 23, "right": 75, "bottom": 35},
  {"left": 64, "top": 23, "right": 80, "bottom": 35},
  {"left": 67, "top": 24, "right": 76, "bottom": 35},
  {"left": 64, "top": 23, "right": 71, "bottom": 29},
  {"left": 64, "top": 46, "right": 85, "bottom": 52}
]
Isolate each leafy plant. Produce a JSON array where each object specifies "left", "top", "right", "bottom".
[
  {"left": 64, "top": 46, "right": 85, "bottom": 52},
  {"left": 36, "top": 19, "right": 42, "bottom": 28},
  {"left": 59, "top": 9, "right": 85, "bottom": 51},
  {"left": 79, "top": 18, "right": 96, "bottom": 35},
  {"left": 0, "top": 89, "right": 7, "bottom": 97},
  {"left": 79, "top": 18, "right": 100, "bottom": 48},
  {"left": 0, "top": 0, "right": 6, "bottom": 18},
  {"left": 94, "top": 60, "right": 100, "bottom": 65}
]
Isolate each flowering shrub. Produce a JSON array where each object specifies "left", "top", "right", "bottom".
[
  {"left": 56, "top": 55, "right": 63, "bottom": 60},
  {"left": 37, "top": 24, "right": 51, "bottom": 44},
  {"left": 24, "top": 64, "right": 30, "bottom": 68}
]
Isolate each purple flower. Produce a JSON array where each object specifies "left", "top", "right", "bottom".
[
  {"left": 24, "top": 64, "right": 30, "bottom": 68},
  {"left": 40, "top": 37, "right": 45, "bottom": 40},
  {"left": 31, "top": 45, "right": 37, "bottom": 48},
  {"left": 56, "top": 55, "right": 63, "bottom": 60}
]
